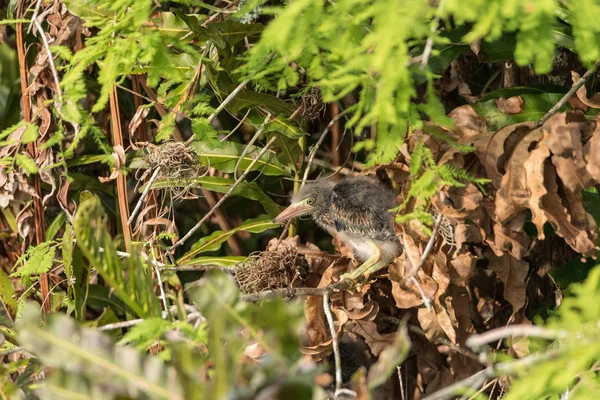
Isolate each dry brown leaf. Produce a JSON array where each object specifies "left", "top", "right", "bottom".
[
  {"left": 57, "top": 176, "right": 77, "bottom": 219},
  {"left": 573, "top": 71, "right": 600, "bottom": 108},
  {"left": 472, "top": 122, "right": 535, "bottom": 188},
  {"left": 449, "top": 253, "right": 476, "bottom": 286},
  {"left": 448, "top": 105, "right": 487, "bottom": 139},
  {"left": 434, "top": 183, "right": 482, "bottom": 220},
  {"left": 99, "top": 145, "right": 126, "bottom": 183},
  {"left": 488, "top": 253, "right": 528, "bottom": 315},
  {"left": 495, "top": 128, "right": 543, "bottom": 223},
  {"left": 348, "top": 320, "right": 397, "bottom": 356},
  {"left": 495, "top": 96, "right": 524, "bottom": 115},
  {"left": 129, "top": 106, "right": 151, "bottom": 136}
]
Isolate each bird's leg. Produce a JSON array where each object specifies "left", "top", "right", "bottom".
[{"left": 340, "top": 240, "right": 386, "bottom": 284}]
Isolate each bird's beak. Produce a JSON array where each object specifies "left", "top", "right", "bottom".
[{"left": 273, "top": 204, "right": 311, "bottom": 224}]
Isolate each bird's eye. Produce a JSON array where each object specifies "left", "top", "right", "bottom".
[{"left": 306, "top": 198, "right": 314, "bottom": 205}]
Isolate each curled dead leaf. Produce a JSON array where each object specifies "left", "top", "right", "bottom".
[{"left": 495, "top": 96, "right": 524, "bottom": 115}]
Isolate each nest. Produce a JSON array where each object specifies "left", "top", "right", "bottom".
[
  {"left": 235, "top": 245, "right": 310, "bottom": 294},
  {"left": 300, "top": 87, "right": 326, "bottom": 121},
  {"left": 141, "top": 142, "right": 205, "bottom": 200}
]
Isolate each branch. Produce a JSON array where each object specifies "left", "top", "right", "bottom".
[
  {"left": 127, "top": 167, "right": 160, "bottom": 226},
  {"left": 301, "top": 108, "right": 349, "bottom": 188},
  {"left": 466, "top": 325, "right": 568, "bottom": 351},
  {"left": 420, "top": 0, "right": 447, "bottom": 69},
  {"left": 422, "top": 349, "right": 561, "bottom": 400},
  {"left": 171, "top": 115, "right": 274, "bottom": 252},
  {"left": 323, "top": 290, "right": 343, "bottom": 397},
  {"left": 240, "top": 279, "right": 353, "bottom": 302},
  {"left": 537, "top": 62, "right": 599, "bottom": 127},
  {"left": 408, "top": 212, "right": 443, "bottom": 278}
]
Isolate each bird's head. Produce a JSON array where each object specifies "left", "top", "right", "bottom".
[{"left": 273, "top": 180, "right": 335, "bottom": 224}]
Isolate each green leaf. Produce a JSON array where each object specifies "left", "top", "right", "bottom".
[
  {"left": 74, "top": 196, "right": 160, "bottom": 318},
  {"left": 145, "top": 176, "right": 282, "bottom": 217},
  {"left": 472, "top": 90, "right": 567, "bottom": 131},
  {"left": 17, "top": 304, "right": 184, "bottom": 400},
  {"left": 265, "top": 116, "right": 306, "bottom": 139},
  {"left": 216, "top": 74, "right": 295, "bottom": 116},
  {"left": 183, "top": 256, "right": 247, "bottom": 268},
  {"left": 0, "top": 269, "right": 17, "bottom": 321},
  {"left": 190, "top": 141, "right": 291, "bottom": 176},
  {"left": 11, "top": 241, "right": 56, "bottom": 279},
  {"left": 15, "top": 153, "right": 37, "bottom": 174},
  {"left": 119, "top": 317, "right": 173, "bottom": 350},
  {"left": 178, "top": 216, "right": 279, "bottom": 262}
]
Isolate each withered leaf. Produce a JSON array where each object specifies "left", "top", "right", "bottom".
[
  {"left": 448, "top": 105, "right": 487, "bottom": 139},
  {"left": 488, "top": 253, "right": 528, "bottom": 315},
  {"left": 573, "top": 71, "right": 600, "bottom": 108},
  {"left": 495, "top": 96, "right": 524, "bottom": 115}
]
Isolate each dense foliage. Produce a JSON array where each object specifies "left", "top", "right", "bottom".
[{"left": 3, "top": 0, "right": 600, "bottom": 399}]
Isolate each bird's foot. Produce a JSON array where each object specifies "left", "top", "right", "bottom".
[{"left": 339, "top": 272, "right": 374, "bottom": 291}]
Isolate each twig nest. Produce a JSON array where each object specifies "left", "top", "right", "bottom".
[
  {"left": 235, "top": 243, "right": 310, "bottom": 294},
  {"left": 300, "top": 87, "right": 326, "bottom": 121},
  {"left": 144, "top": 141, "right": 204, "bottom": 180},
  {"left": 141, "top": 141, "right": 205, "bottom": 200}
]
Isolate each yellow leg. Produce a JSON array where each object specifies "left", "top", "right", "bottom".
[{"left": 340, "top": 240, "right": 386, "bottom": 283}]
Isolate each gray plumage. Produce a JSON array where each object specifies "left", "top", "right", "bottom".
[{"left": 277, "top": 177, "right": 401, "bottom": 273}]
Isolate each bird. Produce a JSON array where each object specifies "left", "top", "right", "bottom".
[{"left": 273, "top": 176, "right": 402, "bottom": 283}]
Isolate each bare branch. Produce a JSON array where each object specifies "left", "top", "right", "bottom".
[
  {"left": 33, "top": 19, "right": 64, "bottom": 114},
  {"left": 301, "top": 108, "right": 349, "bottom": 188},
  {"left": 537, "top": 62, "right": 599, "bottom": 127},
  {"left": 171, "top": 115, "right": 275, "bottom": 252},
  {"left": 420, "top": 0, "right": 447, "bottom": 69},
  {"left": 409, "top": 212, "right": 443, "bottom": 278},
  {"left": 466, "top": 325, "right": 568, "bottom": 351},
  {"left": 240, "top": 279, "right": 353, "bottom": 302},
  {"left": 323, "top": 290, "right": 343, "bottom": 397},
  {"left": 127, "top": 167, "right": 160, "bottom": 226},
  {"left": 422, "top": 349, "right": 561, "bottom": 400}
]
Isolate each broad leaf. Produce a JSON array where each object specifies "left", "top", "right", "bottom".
[
  {"left": 178, "top": 216, "right": 279, "bottom": 262},
  {"left": 145, "top": 176, "right": 282, "bottom": 217},
  {"left": 190, "top": 141, "right": 292, "bottom": 176},
  {"left": 74, "top": 196, "right": 161, "bottom": 318}
]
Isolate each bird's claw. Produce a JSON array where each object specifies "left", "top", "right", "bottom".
[{"left": 339, "top": 272, "right": 373, "bottom": 292}]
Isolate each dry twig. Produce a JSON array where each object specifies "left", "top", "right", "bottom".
[
  {"left": 323, "top": 290, "right": 343, "bottom": 398},
  {"left": 301, "top": 108, "right": 349, "bottom": 187},
  {"left": 170, "top": 115, "right": 275, "bottom": 252},
  {"left": 537, "top": 62, "right": 599, "bottom": 126},
  {"left": 466, "top": 325, "right": 568, "bottom": 351},
  {"left": 240, "top": 279, "right": 353, "bottom": 302}
]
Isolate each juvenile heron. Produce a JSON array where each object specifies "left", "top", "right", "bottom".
[{"left": 274, "top": 177, "right": 401, "bottom": 283}]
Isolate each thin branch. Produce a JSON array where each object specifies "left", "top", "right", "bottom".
[
  {"left": 153, "top": 263, "right": 169, "bottom": 313},
  {"left": 33, "top": 19, "right": 64, "bottom": 114},
  {"left": 323, "top": 290, "right": 343, "bottom": 398},
  {"left": 184, "top": 53, "right": 276, "bottom": 146},
  {"left": 466, "top": 325, "right": 568, "bottom": 351},
  {"left": 170, "top": 115, "right": 275, "bottom": 252},
  {"left": 301, "top": 108, "right": 349, "bottom": 188},
  {"left": 420, "top": 0, "right": 447, "bottom": 69},
  {"left": 422, "top": 349, "right": 561, "bottom": 400},
  {"left": 537, "top": 62, "right": 599, "bottom": 127},
  {"left": 127, "top": 167, "right": 160, "bottom": 226},
  {"left": 0, "top": 346, "right": 24, "bottom": 357},
  {"left": 27, "top": 0, "right": 43, "bottom": 33},
  {"left": 97, "top": 318, "right": 144, "bottom": 331},
  {"left": 409, "top": 212, "right": 443, "bottom": 278},
  {"left": 159, "top": 265, "right": 234, "bottom": 272},
  {"left": 240, "top": 279, "right": 353, "bottom": 302},
  {"left": 410, "top": 276, "right": 432, "bottom": 311}
]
